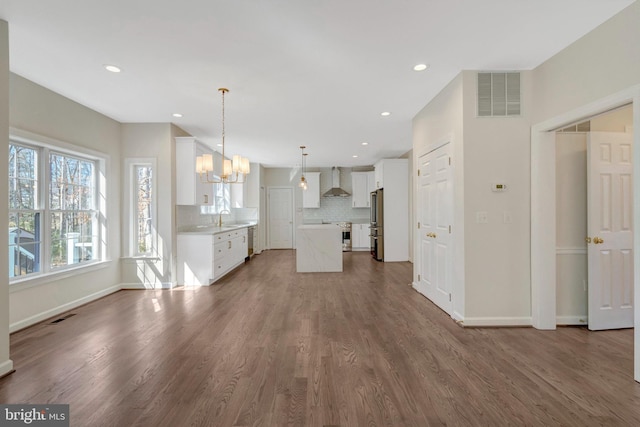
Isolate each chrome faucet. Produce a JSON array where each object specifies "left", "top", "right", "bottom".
[{"left": 218, "top": 209, "right": 230, "bottom": 227}]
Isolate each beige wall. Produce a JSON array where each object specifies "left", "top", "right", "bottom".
[
  {"left": 412, "top": 2, "right": 640, "bottom": 326},
  {"left": 8, "top": 74, "right": 122, "bottom": 331},
  {"left": 555, "top": 133, "right": 588, "bottom": 322},
  {"left": 412, "top": 73, "right": 465, "bottom": 318},
  {"left": 120, "top": 123, "right": 187, "bottom": 287},
  {"left": 532, "top": 1, "right": 640, "bottom": 123},
  {"left": 0, "top": 20, "right": 12, "bottom": 376},
  {"left": 461, "top": 70, "right": 533, "bottom": 320}
]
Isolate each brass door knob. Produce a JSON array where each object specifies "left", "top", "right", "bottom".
[{"left": 594, "top": 237, "right": 604, "bottom": 244}]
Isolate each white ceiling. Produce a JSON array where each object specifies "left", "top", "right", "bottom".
[{"left": 0, "top": 0, "right": 634, "bottom": 167}]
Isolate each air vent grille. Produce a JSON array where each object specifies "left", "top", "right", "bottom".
[{"left": 477, "top": 72, "right": 521, "bottom": 117}]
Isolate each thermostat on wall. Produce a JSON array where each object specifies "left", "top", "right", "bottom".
[{"left": 491, "top": 183, "right": 507, "bottom": 192}]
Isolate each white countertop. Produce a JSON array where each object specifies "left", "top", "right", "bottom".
[{"left": 178, "top": 222, "right": 256, "bottom": 235}]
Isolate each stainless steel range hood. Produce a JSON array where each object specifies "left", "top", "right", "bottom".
[{"left": 322, "top": 167, "right": 351, "bottom": 198}]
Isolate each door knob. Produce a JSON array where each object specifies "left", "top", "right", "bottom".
[
  {"left": 585, "top": 237, "right": 592, "bottom": 243},
  {"left": 594, "top": 237, "right": 604, "bottom": 244}
]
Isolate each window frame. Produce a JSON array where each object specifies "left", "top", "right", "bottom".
[
  {"left": 8, "top": 129, "right": 109, "bottom": 285},
  {"left": 124, "top": 158, "right": 157, "bottom": 257}
]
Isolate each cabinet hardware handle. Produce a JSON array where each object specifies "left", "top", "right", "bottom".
[{"left": 228, "top": 241, "right": 231, "bottom": 249}]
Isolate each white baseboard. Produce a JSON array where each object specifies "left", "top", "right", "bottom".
[
  {"left": 0, "top": 359, "right": 14, "bottom": 377},
  {"left": 120, "top": 282, "right": 175, "bottom": 290},
  {"left": 9, "top": 284, "right": 122, "bottom": 333},
  {"left": 556, "top": 315, "right": 588, "bottom": 325},
  {"left": 459, "top": 316, "right": 532, "bottom": 327}
]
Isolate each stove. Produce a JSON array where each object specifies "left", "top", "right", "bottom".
[{"left": 336, "top": 221, "right": 352, "bottom": 252}]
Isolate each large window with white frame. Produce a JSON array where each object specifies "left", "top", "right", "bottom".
[{"left": 8, "top": 138, "right": 104, "bottom": 281}]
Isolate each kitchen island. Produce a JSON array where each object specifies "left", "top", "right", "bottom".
[{"left": 296, "top": 224, "right": 342, "bottom": 272}]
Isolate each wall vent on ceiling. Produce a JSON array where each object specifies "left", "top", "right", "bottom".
[{"left": 477, "top": 72, "right": 521, "bottom": 117}]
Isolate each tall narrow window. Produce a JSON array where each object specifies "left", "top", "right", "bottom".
[
  {"left": 135, "top": 165, "right": 153, "bottom": 255},
  {"left": 49, "top": 152, "right": 98, "bottom": 269},
  {"left": 8, "top": 144, "right": 41, "bottom": 277}
]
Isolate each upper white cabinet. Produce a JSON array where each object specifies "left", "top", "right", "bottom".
[
  {"left": 302, "top": 172, "right": 321, "bottom": 208},
  {"left": 175, "top": 137, "right": 214, "bottom": 205},
  {"left": 351, "top": 171, "right": 374, "bottom": 208}
]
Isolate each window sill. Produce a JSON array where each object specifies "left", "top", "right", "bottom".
[{"left": 9, "top": 260, "right": 114, "bottom": 293}]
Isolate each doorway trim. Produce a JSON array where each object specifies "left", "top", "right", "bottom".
[{"left": 530, "top": 84, "right": 640, "bottom": 378}]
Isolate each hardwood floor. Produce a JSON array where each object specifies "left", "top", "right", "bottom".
[{"left": 2, "top": 250, "right": 640, "bottom": 426}]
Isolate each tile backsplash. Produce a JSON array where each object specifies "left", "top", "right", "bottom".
[{"left": 303, "top": 196, "right": 369, "bottom": 223}]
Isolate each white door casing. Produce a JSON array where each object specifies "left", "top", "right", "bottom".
[
  {"left": 268, "top": 187, "right": 294, "bottom": 249},
  {"left": 587, "top": 131, "right": 634, "bottom": 330},
  {"left": 415, "top": 144, "right": 453, "bottom": 314}
]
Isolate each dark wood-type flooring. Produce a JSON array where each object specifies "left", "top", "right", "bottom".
[{"left": 2, "top": 250, "right": 640, "bottom": 426}]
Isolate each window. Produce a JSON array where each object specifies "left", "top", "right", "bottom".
[
  {"left": 200, "top": 180, "right": 231, "bottom": 215},
  {"left": 134, "top": 164, "right": 153, "bottom": 255},
  {"left": 8, "top": 137, "right": 104, "bottom": 281},
  {"left": 125, "top": 158, "right": 156, "bottom": 257},
  {"left": 9, "top": 144, "right": 40, "bottom": 277},
  {"left": 49, "top": 152, "right": 98, "bottom": 268}
]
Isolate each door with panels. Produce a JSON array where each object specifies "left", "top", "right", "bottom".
[
  {"left": 587, "top": 131, "right": 633, "bottom": 330},
  {"left": 416, "top": 144, "right": 453, "bottom": 314},
  {"left": 268, "top": 187, "right": 294, "bottom": 249}
]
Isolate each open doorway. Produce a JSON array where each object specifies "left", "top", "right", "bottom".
[{"left": 555, "top": 105, "right": 634, "bottom": 329}]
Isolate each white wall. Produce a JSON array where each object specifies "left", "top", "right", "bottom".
[
  {"left": 412, "top": 73, "right": 465, "bottom": 319},
  {"left": 8, "top": 74, "right": 122, "bottom": 332},
  {"left": 0, "top": 19, "right": 13, "bottom": 377}
]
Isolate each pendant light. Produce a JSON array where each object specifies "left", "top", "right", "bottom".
[
  {"left": 299, "top": 146, "right": 308, "bottom": 190},
  {"left": 196, "top": 88, "right": 250, "bottom": 184}
]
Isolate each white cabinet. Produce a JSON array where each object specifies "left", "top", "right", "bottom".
[
  {"left": 351, "top": 171, "right": 374, "bottom": 208},
  {"left": 175, "top": 137, "right": 214, "bottom": 205},
  {"left": 374, "top": 162, "right": 384, "bottom": 189},
  {"left": 302, "top": 172, "right": 321, "bottom": 208},
  {"left": 213, "top": 228, "right": 248, "bottom": 280},
  {"left": 177, "top": 227, "right": 248, "bottom": 286},
  {"left": 352, "top": 224, "right": 370, "bottom": 250}
]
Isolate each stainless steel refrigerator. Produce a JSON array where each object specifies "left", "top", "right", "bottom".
[{"left": 370, "top": 188, "right": 383, "bottom": 261}]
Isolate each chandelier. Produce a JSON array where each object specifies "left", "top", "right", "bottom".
[
  {"left": 299, "top": 145, "right": 308, "bottom": 190},
  {"left": 196, "top": 88, "right": 250, "bottom": 184}
]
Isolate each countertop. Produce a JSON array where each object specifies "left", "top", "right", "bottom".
[{"left": 177, "top": 222, "right": 257, "bottom": 235}]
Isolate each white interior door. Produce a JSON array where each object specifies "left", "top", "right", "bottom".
[
  {"left": 268, "top": 187, "right": 293, "bottom": 249},
  {"left": 587, "top": 131, "right": 633, "bottom": 330},
  {"left": 415, "top": 144, "right": 453, "bottom": 314}
]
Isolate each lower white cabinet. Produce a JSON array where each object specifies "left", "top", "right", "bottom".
[
  {"left": 177, "top": 227, "right": 248, "bottom": 286},
  {"left": 352, "top": 224, "right": 370, "bottom": 251}
]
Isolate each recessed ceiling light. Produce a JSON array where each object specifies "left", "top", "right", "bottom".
[
  {"left": 413, "top": 64, "right": 429, "bottom": 71},
  {"left": 172, "top": 113, "right": 183, "bottom": 118},
  {"left": 361, "top": 142, "right": 369, "bottom": 146},
  {"left": 352, "top": 155, "right": 358, "bottom": 158},
  {"left": 381, "top": 112, "right": 391, "bottom": 117},
  {"left": 104, "top": 64, "right": 121, "bottom": 73}
]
